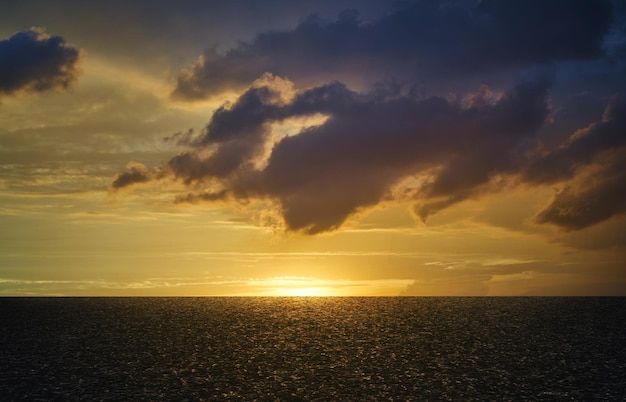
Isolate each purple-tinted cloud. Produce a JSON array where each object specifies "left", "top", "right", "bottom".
[
  {"left": 112, "top": 0, "right": 626, "bottom": 235},
  {"left": 172, "top": 0, "right": 612, "bottom": 100},
  {"left": 525, "top": 97, "right": 626, "bottom": 184},
  {"left": 114, "top": 75, "right": 556, "bottom": 233},
  {"left": 520, "top": 97, "right": 626, "bottom": 230},
  {"left": 534, "top": 155, "right": 626, "bottom": 230},
  {"left": 0, "top": 28, "right": 82, "bottom": 96}
]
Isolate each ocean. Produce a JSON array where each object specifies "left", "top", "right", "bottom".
[{"left": 1, "top": 297, "right": 624, "bottom": 400}]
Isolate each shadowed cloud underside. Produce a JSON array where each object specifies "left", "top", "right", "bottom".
[{"left": 0, "top": 28, "right": 82, "bottom": 97}]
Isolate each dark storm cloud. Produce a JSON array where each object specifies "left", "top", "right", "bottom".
[
  {"left": 0, "top": 28, "right": 81, "bottom": 96},
  {"left": 116, "top": 75, "right": 554, "bottom": 233},
  {"left": 168, "top": 81, "right": 292, "bottom": 182},
  {"left": 526, "top": 97, "right": 626, "bottom": 230},
  {"left": 535, "top": 156, "right": 626, "bottom": 230},
  {"left": 415, "top": 82, "right": 550, "bottom": 220},
  {"left": 525, "top": 97, "right": 626, "bottom": 184},
  {"left": 261, "top": 81, "right": 550, "bottom": 232},
  {"left": 113, "top": 0, "right": 626, "bottom": 234},
  {"left": 198, "top": 85, "right": 284, "bottom": 145},
  {"left": 173, "top": 0, "right": 613, "bottom": 100}
]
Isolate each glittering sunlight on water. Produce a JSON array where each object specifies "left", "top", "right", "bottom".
[{"left": 1, "top": 297, "right": 625, "bottom": 400}]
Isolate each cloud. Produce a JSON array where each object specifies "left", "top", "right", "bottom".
[
  {"left": 111, "top": 162, "right": 154, "bottom": 190},
  {"left": 525, "top": 97, "right": 626, "bottom": 184},
  {"left": 415, "top": 81, "right": 550, "bottom": 219},
  {"left": 115, "top": 75, "right": 556, "bottom": 234},
  {"left": 534, "top": 154, "right": 626, "bottom": 230},
  {"left": 400, "top": 259, "right": 626, "bottom": 296},
  {"left": 174, "top": 190, "right": 229, "bottom": 204},
  {"left": 163, "top": 129, "right": 196, "bottom": 146},
  {"left": 523, "top": 97, "right": 626, "bottom": 230},
  {"left": 172, "top": 0, "right": 613, "bottom": 100},
  {"left": 112, "top": 1, "right": 626, "bottom": 236},
  {"left": 0, "top": 28, "right": 82, "bottom": 97},
  {"left": 262, "top": 80, "right": 550, "bottom": 233}
]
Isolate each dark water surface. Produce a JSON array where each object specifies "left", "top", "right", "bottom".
[{"left": 1, "top": 297, "right": 625, "bottom": 400}]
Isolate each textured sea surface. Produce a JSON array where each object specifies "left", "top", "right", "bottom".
[{"left": 1, "top": 297, "right": 625, "bottom": 400}]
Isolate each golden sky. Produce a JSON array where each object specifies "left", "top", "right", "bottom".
[{"left": 1, "top": 0, "right": 625, "bottom": 296}]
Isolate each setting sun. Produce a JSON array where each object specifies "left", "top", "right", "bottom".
[
  {"left": 241, "top": 277, "right": 415, "bottom": 297},
  {"left": 246, "top": 277, "right": 333, "bottom": 297},
  {"left": 283, "top": 287, "right": 329, "bottom": 297}
]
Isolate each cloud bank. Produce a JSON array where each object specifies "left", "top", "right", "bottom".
[
  {"left": 0, "top": 28, "right": 82, "bottom": 97},
  {"left": 114, "top": 0, "right": 626, "bottom": 235},
  {"left": 172, "top": 0, "right": 613, "bottom": 100}
]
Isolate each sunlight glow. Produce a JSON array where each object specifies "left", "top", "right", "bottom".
[
  {"left": 245, "top": 276, "right": 413, "bottom": 296},
  {"left": 283, "top": 287, "right": 330, "bottom": 297}
]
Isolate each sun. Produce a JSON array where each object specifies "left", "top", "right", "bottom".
[
  {"left": 249, "top": 276, "right": 332, "bottom": 296},
  {"left": 284, "top": 287, "right": 329, "bottom": 297}
]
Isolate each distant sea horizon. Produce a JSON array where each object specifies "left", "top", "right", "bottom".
[{"left": 4, "top": 295, "right": 626, "bottom": 297}]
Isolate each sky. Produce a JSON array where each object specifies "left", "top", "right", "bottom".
[{"left": 1, "top": 0, "right": 625, "bottom": 296}]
